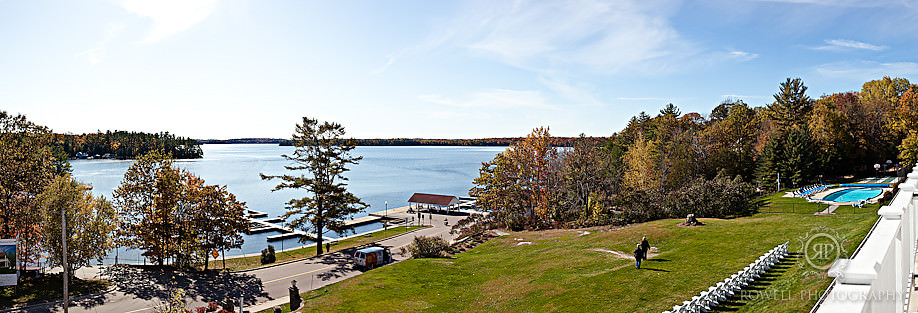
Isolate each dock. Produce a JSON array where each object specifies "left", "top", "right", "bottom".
[
  {"left": 246, "top": 209, "right": 269, "bottom": 218},
  {"left": 244, "top": 198, "right": 478, "bottom": 242},
  {"left": 246, "top": 215, "right": 333, "bottom": 242}
]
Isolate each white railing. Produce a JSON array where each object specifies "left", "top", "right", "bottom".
[
  {"left": 812, "top": 164, "right": 918, "bottom": 313},
  {"left": 663, "top": 242, "right": 789, "bottom": 313}
]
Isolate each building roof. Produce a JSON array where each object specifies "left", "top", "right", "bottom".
[{"left": 407, "top": 193, "right": 459, "bottom": 206}]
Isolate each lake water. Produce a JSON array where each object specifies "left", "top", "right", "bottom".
[{"left": 70, "top": 144, "right": 504, "bottom": 263}]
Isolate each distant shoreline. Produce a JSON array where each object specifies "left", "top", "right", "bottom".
[{"left": 197, "top": 137, "right": 601, "bottom": 147}]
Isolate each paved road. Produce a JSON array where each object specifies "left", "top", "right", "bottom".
[{"left": 6, "top": 213, "right": 467, "bottom": 313}]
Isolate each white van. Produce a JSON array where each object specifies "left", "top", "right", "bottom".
[{"left": 353, "top": 247, "right": 391, "bottom": 268}]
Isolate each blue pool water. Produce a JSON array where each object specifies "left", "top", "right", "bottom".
[{"left": 822, "top": 188, "right": 883, "bottom": 203}]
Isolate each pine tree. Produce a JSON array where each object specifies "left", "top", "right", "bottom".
[
  {"left": 766, "top": 78, "right": 813, "bottom": 129},
  {"left": 261, "top": 117, "right": 367, "bottom": 255}
]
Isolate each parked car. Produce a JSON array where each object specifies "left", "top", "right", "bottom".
[{"left": 353, "top": 247, "right": 391, "bottom": 268}]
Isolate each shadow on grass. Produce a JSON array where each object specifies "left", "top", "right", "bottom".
[
  {"left": 709, "top": 252, "right": 802, "bottom": 312},
  {"left": 640, "top": 267, "right": 670, "bottom": 272}
]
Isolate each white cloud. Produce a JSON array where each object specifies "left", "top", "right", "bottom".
[
  {"left": 813, "top": 39, "right": 887, "bottom": 51},
  {"left": 75, "top": 23, "right": 125, "bottom": 65},
  {"left": 418, "top": 89, "right": 554, "bottom": 110},
  {"left": 537, "top": 76, "right": 603, "bottom": 106},
  {"left": 121, "top": 0, "right": 219, "bottom": 43},
  {"left": 815, "top": 61, "right": 918, "bottom": 80},
  {"left": 727, "top": 51, "right": 759, "bottom": 61},
  {"left": 455, "top": 0, "right": 691, "bottom": 75}
]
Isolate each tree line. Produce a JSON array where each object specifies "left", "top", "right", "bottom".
[
  {"left": 456, "top": 76, "right": 918, "bottom": 234},
  {"left": 207, "top": 137, "right": 590, "bottom": 147},
  {"left": 53, "top": 130, "right": 203, "bottom": 159},
  {"left": 349, "top": 137, "right": 587, "bottom": 147}
]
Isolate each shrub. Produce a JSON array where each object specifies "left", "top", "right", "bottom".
[
  {"left": 261, "top": 245, "right": 276, "bottom": 264},
  {"left": 405, "top": 235, "right": 449, "bottom": 258}
]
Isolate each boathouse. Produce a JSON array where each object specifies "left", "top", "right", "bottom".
[{"left": 408, "top": 193, "right": 460, "bottom": 213}]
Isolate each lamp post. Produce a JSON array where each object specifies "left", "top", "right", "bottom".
[
  {"left": 61, "top": 206, "right": 69, "bottom": 313},
  {"left": 384, "top": 201, "right": 388, "bottom": 231}
]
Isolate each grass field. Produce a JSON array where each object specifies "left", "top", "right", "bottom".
[
  {"left": 266, "top": 191, "right": 880, "bottom": 313},
  {"left": 209, "top": 225, "right": 428, "bottom": 271}
]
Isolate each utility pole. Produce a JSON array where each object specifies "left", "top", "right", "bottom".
[{"left": 61, "top": 206, "right": 69, "bottom": 313}]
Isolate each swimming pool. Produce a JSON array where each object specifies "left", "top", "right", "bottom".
[{"left": 821, "top": 188, "right": 883, "bottom": 203}]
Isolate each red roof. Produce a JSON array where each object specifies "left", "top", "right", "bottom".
[{"left": 408, "top": 193, "right": 459, "bottom": 206}]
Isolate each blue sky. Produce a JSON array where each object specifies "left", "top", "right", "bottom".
[{"left": 2, "top": 0, "right": 917, "bottom": 139}]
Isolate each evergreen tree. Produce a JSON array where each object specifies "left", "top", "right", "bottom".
[
  {"left": 756, "top": 127, "right": 815, "bottom": 189},
  {"left": 766, "top": 77, "right": 813, "bottom": 129},
  {"left": 261, "top": 117, "right": 368, "bottom": 255}
]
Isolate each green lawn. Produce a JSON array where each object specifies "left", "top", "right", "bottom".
[
  {"left": 0, "top": 275, "right": 110, "bottom": 308},
  {"left": 273, "top": 192, "right": 879, "bottom": 313},
  {"left": 210, "top": 226, "right": 429, "bottom": 271}
]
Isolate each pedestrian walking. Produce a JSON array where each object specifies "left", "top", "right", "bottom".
[
  {"left": 640, "top": 236, "right": 650, "bottom": 261},
  {"left": 633, "top": 244, "right": 645, "bottom": 269}
]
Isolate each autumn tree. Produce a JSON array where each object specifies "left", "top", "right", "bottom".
[
  {"left": 114, "top": 151, "right": 247, "bottom": 267},
  {"left": 469, "top": 127, "right": 562, "bottom": 230},
  {"left": 899, "top": 131, "right": 918, "bottom": 170},
  {"left": 891, "top": 87, "right": 918, "bottom": 137},
  {"left": 114, "top": 151, "right": 183, "bottom": 265},
  {"left": 559, "top": 135, "right": 616, "bottom": 227},
  {"left": 37, "top": 175, "right": 116, "bottom": 277},
  {"left": 506, "top": 127, "right": 561, "bottom": 226},
  {"left": 860, "top": 77, "right": 913, "bottom": 160},
  {"left": 0, "top": 110, "right": 63, "bottom": 268},
  {"left": 701, "top": 100, "right": 758, "bottom": 179},
  {"left": 621, "top": 133, "right": 660, "bottom": 193},
  {"left": 808, "top": 96, "right": 852, "bottom": 176},
  {"left": 261, "top": 117, "right": 367, "bottom": 255},
  {"left": 186, "top": 179, "right": 248, "bottom": 270}
]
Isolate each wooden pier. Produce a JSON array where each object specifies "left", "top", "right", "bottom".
[
  {"left": 243, "top": 199, "right": 476, "bottom": 242},
  {"left": 246, "top": 212, "right": 333, "bottom": 242}
]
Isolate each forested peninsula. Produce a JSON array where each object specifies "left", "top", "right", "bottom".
[{"left": 53, "top": 131, "right": 202, "bottom": 159}]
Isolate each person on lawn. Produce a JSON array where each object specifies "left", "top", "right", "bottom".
[
  {"left": 640, "top": 236, "right": 650, "bottom": 261},
  {"left": 633, "top": 243, "right": 645, "bottom": 269}
]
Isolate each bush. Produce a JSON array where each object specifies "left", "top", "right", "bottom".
[
  {"left": 260, "top": 245, "right": 276, "bottom": 264},
  {"left": 404, "top": 235, "right": 449, "bottom": 259}
]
